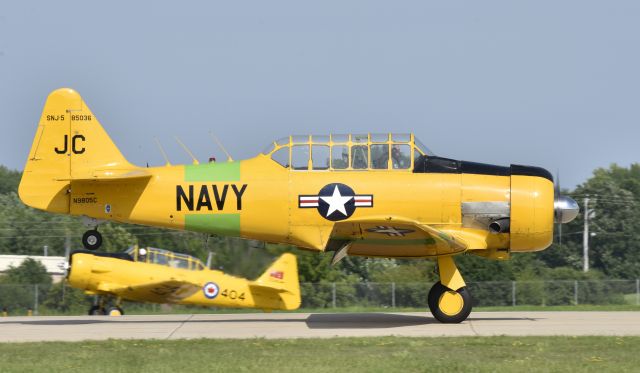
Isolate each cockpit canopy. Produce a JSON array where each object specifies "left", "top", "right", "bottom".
[
  {"left": 261, "top": 133, "right": 433, "bottom": 171},
  {"left": 125, "top": 247, "right": 206, "bottom": 271}
]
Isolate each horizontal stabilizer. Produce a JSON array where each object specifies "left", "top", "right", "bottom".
[
  {"left": 249, "top": 282, "right": 288, "bottom": 293},
  {"left": 56, "top": 169, "right": 152, "bottom": 182}
]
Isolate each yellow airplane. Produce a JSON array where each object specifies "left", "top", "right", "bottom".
[
  {"left": 67, "top": 247, "right": 300, "bottom": 315},
  {"left": 20, "top": 88, "right": 579, "bottom": 322}
]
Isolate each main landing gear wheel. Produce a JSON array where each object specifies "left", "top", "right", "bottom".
[
  {"left": 106, "top": 306, "right": 124, "bottom": 317},
  {"left": 428, "top": 281, "right": 472, "bottom": 323},
  {"left": 88, "top": 305, "right": 105, "bottom": 316},
  {"left": 82, "top": 230, "right": 103, "bottom": 250}
]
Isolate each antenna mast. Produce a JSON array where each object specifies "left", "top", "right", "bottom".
[
  {"left": 209, "top": 132, "right": 234, "bottom": 162},
  {"left": 154, "top": 138, "right": 172, "bottom": 166},
  {"left": 174, "top": 136, "right": 200, "bottom": 165}
]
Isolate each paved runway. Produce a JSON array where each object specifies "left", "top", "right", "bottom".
[{"left": 1, "top": 311, "right": 639, "bottom": 342}]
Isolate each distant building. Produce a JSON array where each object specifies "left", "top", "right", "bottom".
[{"left": 0, "top": 255, "right": 66, "bottom": 282}]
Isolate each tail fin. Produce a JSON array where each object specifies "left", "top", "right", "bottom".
[
  {"left": 250, "top": 253, "right": 301, "bottom": 310},
  {"left": 19, "top": 88, "right": 138, "bottom": 213}
]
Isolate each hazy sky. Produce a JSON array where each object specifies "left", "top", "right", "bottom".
[{"left": 1, "top": 1, "right": 638, "bottom": 188}]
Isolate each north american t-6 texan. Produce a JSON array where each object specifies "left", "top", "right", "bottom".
[{"left": 19, "top": 88, "right": 579, "bottom": 323}]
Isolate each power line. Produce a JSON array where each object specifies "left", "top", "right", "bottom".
[
  {"left": 569, "top": 194, "right": 637, "bottom": 199},
  {"left": 569, "top": 194, "right": 638, "bottom": 202}
]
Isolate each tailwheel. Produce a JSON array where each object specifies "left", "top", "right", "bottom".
[
  {"left": 88, "top": 305, "right": 105, "bottom": 316},
  {"left": 82, "top": 229, "right": 103, "bottom": 250},
  {"left": 106, "top": 306, "right": 124, "bottom": 317},
  {"left": 427, "top": 281, "right": 472, "bottom": 323}
]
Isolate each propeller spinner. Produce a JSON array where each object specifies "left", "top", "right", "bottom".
[{"left": 554, "top": 172, "right": 579, "bottom": 224}]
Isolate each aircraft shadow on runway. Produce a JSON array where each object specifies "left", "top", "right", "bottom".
[
  {"left": 304, "top": 313, "right": 538, "bottom": 329},
  {"left": 305, "top": 313, "right": 433, "bottom": 329}
]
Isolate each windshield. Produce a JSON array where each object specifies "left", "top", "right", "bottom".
[
  {"left": 125, "top": 247, "right": 205, "bottom": 271},
  {"left": 414, "top": 137, "right": 435, "bottom": 156}
]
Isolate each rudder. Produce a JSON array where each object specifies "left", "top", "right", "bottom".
[{"left": 254, "top": 253, "right": 301, "bottom": 310}]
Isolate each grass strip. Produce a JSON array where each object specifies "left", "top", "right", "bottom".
[{"left": 0, "top": 336, "right": 639, "bottom": 373}]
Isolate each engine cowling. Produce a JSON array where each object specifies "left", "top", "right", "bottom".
[{"left": 509, "top": 165, "right": 555, "bottom": 252}]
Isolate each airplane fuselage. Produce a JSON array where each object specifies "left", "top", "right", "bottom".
[{"left": 67, "top": 155, "right": 553, "bottom": 259}]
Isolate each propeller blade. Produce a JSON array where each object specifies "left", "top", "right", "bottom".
[
  {"left": 555, "top": 170, "right": 562, "bottom": 244},
  {"left": 63, "top": 235, "right": 71, "bottom": 277}
]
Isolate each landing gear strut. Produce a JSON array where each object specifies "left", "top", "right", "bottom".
[
  {"left": 82, "top": 229, "right": 103, "bottom": 250},
  {"left": 88, "top": 304, "right": 105, "bottom": 316},
  {"left": 428, "top": 256, "right": 473, "bottom": 323},
  {"left": 88, "top": 296, "right": 105, "bottom": 315},
  {"left": 88, "top": 296, "right": 124, "bottom": 316}
]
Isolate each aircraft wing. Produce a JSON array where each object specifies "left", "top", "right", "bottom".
[
  {"left": 96, "top": 280, "right": 200, "bottom": 303},
  {"left": 325, "top": 216, "right": 471, "bottom": 258}
]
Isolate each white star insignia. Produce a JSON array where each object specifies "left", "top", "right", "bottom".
[{"left": 320, "top": 185, "right": 353, "bottom": 217}]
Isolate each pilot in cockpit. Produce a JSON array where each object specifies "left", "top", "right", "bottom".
[
  {"left": 392, "top": 145, "right": 409, "bottom": 169},
  {"left": 138, "top": 247, "right": 148, "bottom": 263}
]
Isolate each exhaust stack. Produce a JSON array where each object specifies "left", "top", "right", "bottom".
[{"left": 489, "top": 218, "right": 510, "bottom": 234}]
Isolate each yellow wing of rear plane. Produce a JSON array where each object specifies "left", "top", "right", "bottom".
[
  {"left": 67, "top": 248, "right": 301, "bottom": 314},
  {"left": 96, "top": 280, "right": 199, "bottom": 303},
  {"left": 20, "top": 88, "right": 580, "bottom": 323}
]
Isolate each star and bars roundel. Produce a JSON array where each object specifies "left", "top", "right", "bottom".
[{"left": 298, "top": 183, "right": 373, "bottom": 221}]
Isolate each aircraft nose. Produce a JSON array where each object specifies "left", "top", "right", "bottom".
[
  {"left": 67, "top": 253, "right": 93, "bottom": 289},
  {"left": 554, "top": 195, "right": 579, "bottom": 224}
]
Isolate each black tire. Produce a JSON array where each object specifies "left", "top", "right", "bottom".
[
  {"left": 82, "top": 230, "right": 102, "bottom": 250},
  {"left": 88, "top": 305, "right": 105, "bottom": 316},
  {"left": 427, "top": 281, "right": 472, "bottom": 323},
  {"left": 106, "top": 306, "right": 124, "bottom": 317}
]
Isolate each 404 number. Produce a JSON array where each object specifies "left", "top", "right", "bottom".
[{"left": 220, "top": 289, "right": 245, "bottom": 301}]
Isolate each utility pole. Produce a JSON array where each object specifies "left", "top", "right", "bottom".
[
  {"left": 582, "top": 197, "right": 597, "bottom": 272},
  {"left": 63, "top": 230, "right": 71, "bottom": 302},
  {"left": 583, "top": 197, "right": 589, "bottom": 272},
  {"left": 65, "top": 231, "right": 71, "bottom": 255},
  {"left": 206, "top": 251, "right": 214, "bottom": 269}
]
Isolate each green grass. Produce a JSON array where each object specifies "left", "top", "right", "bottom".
[
  {"left": 0, "top": 336, "right": 639, "bottom": 372},
  {"left": 624, "top": 293, "right": 640, "bottom": 304}
]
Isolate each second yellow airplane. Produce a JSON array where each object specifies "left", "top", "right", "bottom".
[
  {"left": 19, "top": 88, "right": 579, "bottom": 322},
  {"left": 67, "top": 247, "right": 300, "bottom": 315}
]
